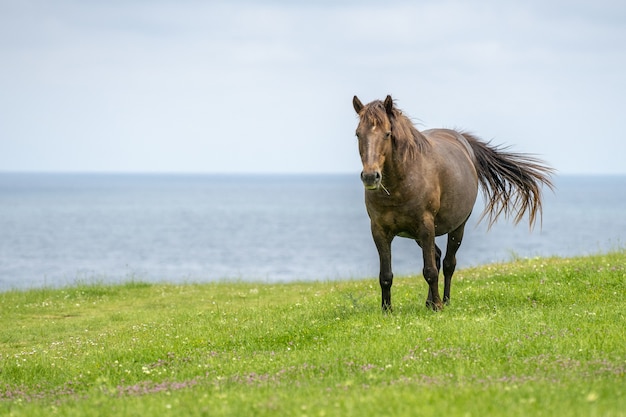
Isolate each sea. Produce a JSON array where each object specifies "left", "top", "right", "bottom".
[{"left": 0, "top": 173, "right": 624, "bottom": 291}]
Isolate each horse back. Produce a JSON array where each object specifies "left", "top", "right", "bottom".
[{"left": 422, "top": 129, "right": 476, "bottom": 164}]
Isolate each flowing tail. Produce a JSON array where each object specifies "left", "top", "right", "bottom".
[{"left": 462, "top": 132, "right": 555, "bottom": 228}]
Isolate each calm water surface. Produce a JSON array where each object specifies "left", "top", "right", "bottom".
[{"left": 0, "top": 174, "right": 623, "bottom": 291}]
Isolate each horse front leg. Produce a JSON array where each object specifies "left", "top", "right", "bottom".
[
  {"left": 419, "top": 220, "right": 443, "bottom": 311},
  {"left": 371, "top": 224, "right": 394, "bottom": 312},
  {"left": 422, "top": 243, "right": 441, "bottom": 306}
]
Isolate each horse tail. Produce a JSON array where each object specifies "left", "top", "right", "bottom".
[{"left": 462, "top": 132, "right": 555, "bottom": 229}]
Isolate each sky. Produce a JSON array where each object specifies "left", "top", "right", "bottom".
[{"left": 1, "top": 0, "right": 625, "bottom": 175}]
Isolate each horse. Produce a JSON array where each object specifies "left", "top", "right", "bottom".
[{"left": 352, "top": 95, "right": 554, "bottom": 311}]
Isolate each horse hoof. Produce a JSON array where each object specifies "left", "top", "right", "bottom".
[{"left": 426, "top": 300, "right": 443, "bottom": 311}]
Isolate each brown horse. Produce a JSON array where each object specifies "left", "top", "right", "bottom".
[{"left": 352, "top": 95, "right": 554, "bottom": 311}]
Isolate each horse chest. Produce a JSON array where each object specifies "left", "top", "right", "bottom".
[{"left": 366, "top": 199, "right": 424, "bottom": 238}]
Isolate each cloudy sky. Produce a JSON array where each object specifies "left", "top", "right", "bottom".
[{"left": 1, "top": 0, "right": 625, "bottom": 174}]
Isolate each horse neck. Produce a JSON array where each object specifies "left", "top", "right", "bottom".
[
  {"left": 384, "top": 129, "right": 426, "bottom": 183},
  {"left": 383, "top": 143, "right": 419, "bottom": 187}
]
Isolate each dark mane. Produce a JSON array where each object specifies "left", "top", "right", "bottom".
[{"left": 359, "top": 100, "right": 430, "bottom": 161}]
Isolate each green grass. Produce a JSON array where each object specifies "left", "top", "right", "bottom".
[{"left": 1, "top": 251, "right": 625, "bottom": 416}]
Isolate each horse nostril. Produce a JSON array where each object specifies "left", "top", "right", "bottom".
[{"left": 361, "top": 170, "right": 382, "bottom": 186}]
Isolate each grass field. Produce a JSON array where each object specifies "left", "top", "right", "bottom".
[{"left": 1, "top": 251, "right": 625, "bottom": 416}]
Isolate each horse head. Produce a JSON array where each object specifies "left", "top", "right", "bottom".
[{"left": 353, "top": 95, "right": 395, "bottom": 191}]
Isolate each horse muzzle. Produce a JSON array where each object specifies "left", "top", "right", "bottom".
[{"left": 361, "top": 170, "right": 382, "bottom": 190}]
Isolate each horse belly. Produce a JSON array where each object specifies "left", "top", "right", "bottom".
[
  {"left": 434, "top": 184, "right": 477, "bottom": 235},
  {"left": 397, "top": 231, "right": 418, "bottom": 239}
]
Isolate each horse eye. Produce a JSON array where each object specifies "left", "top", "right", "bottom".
[{"left": 385, "top": 131, "right": 392, "bottom": 138}]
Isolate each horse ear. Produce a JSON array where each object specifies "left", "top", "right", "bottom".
[
  {"left": 384, "top": 95, "right": 393, "bottom": 115},
  {"left": 353, "top": 96, "right": 364, "bottom": 114}
]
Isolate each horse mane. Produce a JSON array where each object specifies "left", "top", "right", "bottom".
[{"left": 359, "top": 100, "right": 430, "bottom": 161}]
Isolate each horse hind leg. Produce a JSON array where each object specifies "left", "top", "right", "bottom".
[{"left": 443, "top": 222, "right": 467, "bottom": 305}]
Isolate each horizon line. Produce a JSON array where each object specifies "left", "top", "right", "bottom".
[{"left": 0, "top": 170, "right": 624, "bottom": 177}]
